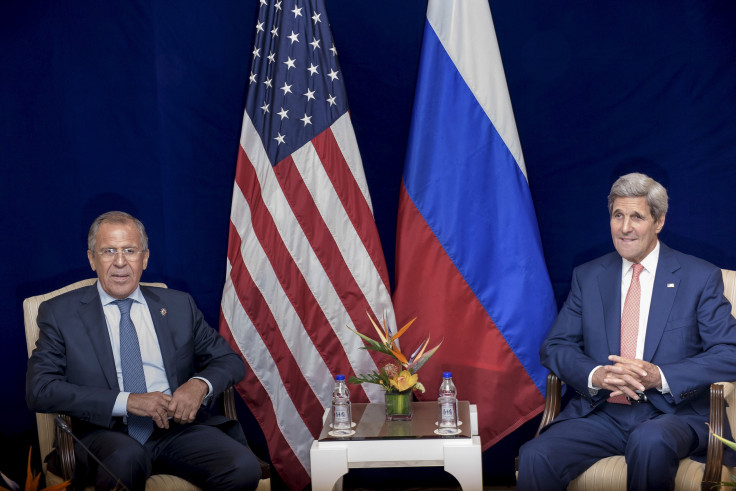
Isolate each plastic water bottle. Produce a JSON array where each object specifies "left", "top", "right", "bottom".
[
  {"left": 331, "top": 374, "right": 352, "bottom": 434},
  {"left": 437, "top": 371, "right": 458, "bottom": 433}
]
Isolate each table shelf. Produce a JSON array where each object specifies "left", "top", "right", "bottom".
[{"left": 311, "top": 401, "right": 482, "bottom": 490}]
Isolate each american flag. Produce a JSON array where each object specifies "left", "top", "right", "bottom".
[{"left": 219, "top": 0, "right": 395, "bottom": 488}]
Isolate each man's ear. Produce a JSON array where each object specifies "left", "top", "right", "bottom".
[
  {"left": 87, "top": 250, "right": 96, "bottom": 271},
  {"left": 655, "top": 214, "right": 666, "bottom": 234}
]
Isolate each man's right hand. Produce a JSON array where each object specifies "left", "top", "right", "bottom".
[{"left": 127, "top": 392, "right": 173, "bottom": 429}]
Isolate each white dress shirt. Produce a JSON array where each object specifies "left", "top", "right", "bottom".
[
  {"left": 98, "top": 282, "right": 171, "bottom": 417},
  {"left": 588, "top": 241, "right": 670, "bottom": 394},
  {"left": 97, "top": 282, "right": 212, "bottom": 417},
  {"left": 621, "top": 243, "right": 658, "bottom": 361}
]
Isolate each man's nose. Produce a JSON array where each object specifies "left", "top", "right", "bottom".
[
  {"left": 621, "top": 217, "right": 633, "bottom": 233},
  {"left": 112, "top": 252, "right": 128, "bottom": 266}
]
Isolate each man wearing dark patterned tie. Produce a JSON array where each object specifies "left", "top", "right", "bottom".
[
  {"left": 518, "top": 173, "right": 736, "bottom": 490},
  {"left": 26, "top": 211, "right": 261, "bottom": 490}
]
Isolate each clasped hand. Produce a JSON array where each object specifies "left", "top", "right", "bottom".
[
  {"left": 592, "top": 355, "right": 662, "bottom": 400},
  {"left": 126, "top": 378, "right": 209, "bottom": 428}
]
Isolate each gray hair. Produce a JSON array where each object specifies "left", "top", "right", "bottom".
[
  {"left": 88, "top": 211, "right": 148, "bottom": 251},
  {"left": 608, "top": 172, "right": 668, "bottom": 222}
]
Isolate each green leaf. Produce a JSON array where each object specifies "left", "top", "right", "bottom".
[
  {"left": 711, "top": 431, "right": 736, "bottom": 452},
  {"left": 707, "top": 422, "right": 736, "bottom": 453}
]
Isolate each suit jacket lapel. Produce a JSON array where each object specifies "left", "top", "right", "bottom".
[
  {"left": 644, "top": 243, "right": 680, "bottom": 361},
  {"left": 79, "top": 285, "right": 118, "bottom": 389},
  {"left": 141, "top": 286, "right": 179, "bottom": 390},
  {"left": 598, "top": 253, "right": 623, "bottom": 355}
]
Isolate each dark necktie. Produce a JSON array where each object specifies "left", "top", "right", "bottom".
[
  {"left": 608, "top": 263, "right": 644, "bottom": 405},
  {"left": 114, "top": 298, "right": 153, "bottom": 444}
]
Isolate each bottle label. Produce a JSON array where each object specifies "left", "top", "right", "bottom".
[
  {"left": 333, "top": 404, "right": 349, "bottom": 424},
  {"left": 438, "top": 396, "right": 457, "bottom": 429},
  {"left": 441, "top": 402, "right": 455, "bottom": 422}
]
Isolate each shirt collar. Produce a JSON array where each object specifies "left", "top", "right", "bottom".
[
  {"left": 621, "top": 239, "right": 660, "bottom": 276},
  {"left": 96, "top": 280, "right": 145, "bottom": 306}
]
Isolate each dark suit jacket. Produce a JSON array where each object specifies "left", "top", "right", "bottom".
[
  {"left": 541, "top": 243, "right": 736, "bottom": 447},
  {"left": 26, "top": 283, "right": 245, "bottom": 436}
]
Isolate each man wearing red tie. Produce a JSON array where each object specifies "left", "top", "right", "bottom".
[{"left": 518, "top": 173, "right": 736, "bottom": 490}]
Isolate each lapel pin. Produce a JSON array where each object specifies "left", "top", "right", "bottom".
[
  {"left": 160, "top": 308, "right": 167, "bottom": 316},
  {"left": 667, "top": 283, "right": 675, "bottom": 288}
]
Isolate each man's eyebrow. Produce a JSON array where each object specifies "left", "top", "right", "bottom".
[{"left": 611, "top": 209, "right": 648, "bottom": 217}]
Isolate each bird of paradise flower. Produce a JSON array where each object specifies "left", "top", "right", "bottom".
[
  {"left": 347, "top": 312, "right": 442, "bottom": 394},
  {"left": 0, "top": 448, "right": 70, "bottom": 491}
]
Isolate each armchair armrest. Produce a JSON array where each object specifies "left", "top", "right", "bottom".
[
  {"left": 516, "top": 373, "right": 564, "bottom": 474},
  {"left": 536, "top": 372, "right": 563, "bottom": 437},
  {"left": 55, "top": 414, "right": 75, "bottom": 480},
  {"left": 702, "top": 383, "right": 725, "bottom": 491},
  {"left": 222, "top": 386, "right": 237, "bottom": 420}
]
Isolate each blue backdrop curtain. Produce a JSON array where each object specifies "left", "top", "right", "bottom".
[{"left": 2, "top": 0, "right": 735, "bottom": 484}]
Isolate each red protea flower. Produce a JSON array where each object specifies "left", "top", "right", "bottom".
[{"left": 380, "top": 361, "right": 401, "bottom": 379}]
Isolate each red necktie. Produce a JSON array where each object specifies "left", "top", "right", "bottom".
[{"left": 608, "top": 263, "right": 644, "bottom": 405}]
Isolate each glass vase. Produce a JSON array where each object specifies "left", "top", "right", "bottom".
[{"left": 384, "top": 391, "right": 412, "bottom": 421}]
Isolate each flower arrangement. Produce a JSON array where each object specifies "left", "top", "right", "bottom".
[
  {"left": 0, "top": 448, "right": 70, "bottom": 491},
  {"left": 347, "top": 312, "right": 441, "bottom": 395}
]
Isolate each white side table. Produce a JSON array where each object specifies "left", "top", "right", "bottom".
[{"left": 310, "top": 401, "right": 482, "bottom": 490}]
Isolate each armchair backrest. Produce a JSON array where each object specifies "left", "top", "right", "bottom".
[
  {"left": 723, "top": 269, "right": 736, "bottom": 318},
  {"left": 721, "top": 269, "right": 736, "bottom": 447},
  {"left": 23, "top": 279, "right": 166, "bottom": 470}
]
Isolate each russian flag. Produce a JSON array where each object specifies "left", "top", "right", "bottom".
[{"left": 393, "top": 0, "right": 557, "bottom": 450}]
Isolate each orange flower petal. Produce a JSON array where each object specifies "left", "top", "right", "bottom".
[{"left": 391, "top": 317, "right": 417, "bottom": 342}]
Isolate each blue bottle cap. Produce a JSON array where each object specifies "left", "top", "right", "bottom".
[
  {"left": 442, "top": 371, "right": 452, "bottom": 378},
  {"left": 336, "top": 374, "right": 345, "bottom": 381}
]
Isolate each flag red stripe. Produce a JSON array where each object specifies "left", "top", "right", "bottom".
[
  {"left": 219, "top": 317, "right": 312, "bottom": 491},
  {"left": 394, "top": 184, "right": 545, "bottom": 448},
  {"left": 312, "top": 128, "right": 391, "bottom": 293},
  {"left": 272, "top": 153, "right": 385, "bottom": 384},
  {"left": 234, "top": 145, "right": 370, "bottom": 401},
  {"left": 225, "top": 218, "right": 325, "bottom": 429}
]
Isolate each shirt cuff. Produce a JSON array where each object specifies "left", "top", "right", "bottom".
[
  {"left": 114, "top": 392, "right": 129, "bottom": 417},
  {"left": 588, "top": 365, "right": 602, "bottom": 395},
  {"left": 657, "top": 366, "right": 670, "bottom": 394}
]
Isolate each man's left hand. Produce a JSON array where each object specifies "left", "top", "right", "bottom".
[
  {"left": 604, "top": 355, "right": 662, "bottom": 398},
  {"left": 167, "top": 378, "right": 208, "bottom": 423}
]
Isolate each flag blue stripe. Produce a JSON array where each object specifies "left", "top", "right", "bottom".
[{"left": 403, "top": 20, "right": 556, "bottom": 393}]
